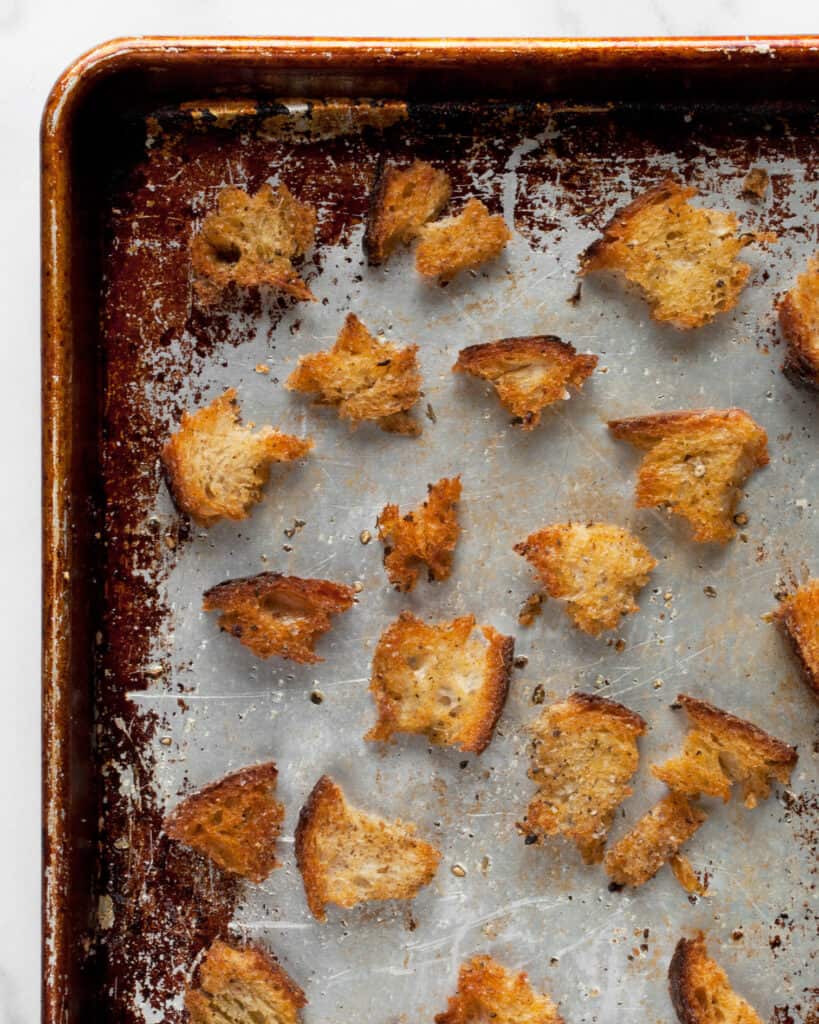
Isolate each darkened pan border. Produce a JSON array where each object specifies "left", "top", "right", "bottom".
[{"left": 42, "top": 36, "right": 819, "bottom": 1024}]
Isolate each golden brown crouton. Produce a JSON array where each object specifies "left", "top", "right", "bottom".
[
  {"left": 775, "top": 578, "right": 819, "bottom": 700},
  {"left": 377, "top": 476, "right": 462, "bottom": 592},
  {"left": 164, "top": 762, "right": 284, "bottom": 883},
  {"left": 162, "top": 389, "right": 313, "bottom": 528},
  {"left": 608, "top": 409, "right": 769, "bottom": 543},
  {"left": 364, "top": 159, "right": 452, "bottom": 265},
  {"left": 580, "top": 177, "right": 768, "bottom": 329},
  {"left": 522, "top": 693, "right": 647, "bottom": 864},
  {"left": 779, "top": 255, "right": 819, "bottom": 390},
  {"left": 191, "top": 183, "right": 316, "bottom": 305},
  {"left": 514, "top": 522, "right": 656, "bottom": 635},
  {"left": 416, "top": 199, "right": 511, "bottom": 281},
  {"left": 294, "top": 775, "right": 440, "bottom": 921},
  {"left": 186, "top": 939, "right": 306, "bottom": 1024},
  {"left": 286, "top": 313, "right": 422, "bottom": 434},
  {"left": 669, "top": 933, "right": 763, "bottom": 1024},
  {"left": 652, "top": 694, "right": 798, "bottom": 808},
  {"left": 435, "top": 956, "right": 564, "bottom": 1024},
  {"left": 604, "top": 792, "right": 706, "bottom": 888},
  {"left": 203, "top": 573, "right": 355, "bottom": 663},
  {"left": 453, "top": 336, "right": 598, "bottom": 429},
  {"left": 366, "top": 611, "right": 514, "bottom": 754}
]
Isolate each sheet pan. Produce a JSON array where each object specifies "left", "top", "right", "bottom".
[{"left": 42, "top": 38, "right": 819, "bottom": 1024}]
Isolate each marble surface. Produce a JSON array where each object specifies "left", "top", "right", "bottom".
[{"left": 1, "top": 3, "right": 814, "bottom": 1020}]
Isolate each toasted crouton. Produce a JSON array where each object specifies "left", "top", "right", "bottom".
[
  {"left": 608, "top": 409, "right": 769, "bottom": 543},
  {"left": 416, "top": 199, "right": 511, "bottom": 281},
  {"left": 669, "top": 933, "right": 763, "bottom": 1024},
  {"left": 604, "top": 792, "right": 706, "bottom": 888},
  {"left": 776, "top": 579, "right": 819, "bottom": 700},
  {"left": 522, "top": 693, "right": 647, "bottom": 864},
  {"left": 186, "top": 939, "right": 306, "bottom": 1024},
  {"left": 364, "top": 159, "right": 452, "bottom": 265},
  {"left": 162, "top": 389, "right": 313, "bottom": 528},
  {"left": 779, "top": 255, "right": 819, "bottom": 390},
  {"left": 652, "top": 694, "right": 797, "bottom": 808},
  {"left": 286, "top": 313, "right": 422, "bottom": 434},
  {"left": 294, "top": 776, "right": 440, "bottom": 921},
  {"left": 377, "top": 476, "right": 462, "bottom": 592},
  {"left": 580, "top": 177, "right": 768, "bottom": 329},
  {"left": 164, "top": 762, "right": 284, "bottom": 882},
  {"left": 453, "top": 336, "right": 598, "bottom": 429},
  {"left": 203, "top": 573, "right": 355, "bottom": 663},
  {"left": 435, "top": 956, "right": 564, "bottom": 1024},
  {"left": 366, "top": 611, "right": 514, "bottom": 754},
  {"left": 514, "top": 522, "right": 656, "bottom": 635},
  {"left": 191, "top": 183, "right": 316, "bottom": 305}
]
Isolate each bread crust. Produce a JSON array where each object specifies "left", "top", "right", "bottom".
[
  {"left": 378, "top": 476, "right": 462, "bottom": 591},
  {"left": 523, "top": 692, "right": 647, "bottom": 863},
  {"left": 286, "top": 313, "right": 422, "bottom": 434},
  {"left": 191, "top": 183, "right": 316, "bottom": 305},
  {"left": 514, "top": 521, "right": 656, "bottom": 635},
  {"left": 604, "top": 792, "right": 707, "bottom": 888},
  {"left": 203, "top": 572, "right": 355, "bottom": 663},
  {"left": 435, "top": 955, "right": 564, "bottom": 1024},
  {"left": 608, "top": 408, "right": 769, "bottom": 543},
  {"left": 652, "top": 694, "right": 797, "bottom": 807},
  {"left": 581, "top": 177, "right": 766, "bottom": 329},
  {"left": 366, "top": 610, "right": 514, "bottom": 754},
  {"left": 453, "top": 336, "right": 598, "bottom": 428},
  {"left": 294, "top": 775, "right": 440, "bottom": 921},
  {"left": 416, "top": 198, "right": 511, "bottom": 281},
  {"left": 162, "top": 388, "right": 313, "bottom": 528},
  {"left": 364, "top": 159, "right": 452, "bottom": 265},
  {"left": 186, "top": 938, "right": 306, "bottom": 1024},
  {"left": 779, "top": 255, "right": 819, "bottom": 391},
  {"left": 668, "top": 933, "right": 763, "bottom": 1024},
  {"left": 164, "top": 762, "right": 283, "bottom": 882},
  {"left": 776, "top": 579, "right": 819, "bottom": 700}
]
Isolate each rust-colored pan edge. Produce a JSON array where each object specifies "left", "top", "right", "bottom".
[{"left": 40, "top": 34, "right": 819, "bottom": 1024}]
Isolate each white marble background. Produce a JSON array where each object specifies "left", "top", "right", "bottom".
[{"left": 0, "top": 2, "right": 815, "bottom": 1021}]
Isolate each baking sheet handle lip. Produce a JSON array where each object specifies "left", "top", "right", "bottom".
[{"left": 40, "top": 33, "right": 819, "bottom": 121}]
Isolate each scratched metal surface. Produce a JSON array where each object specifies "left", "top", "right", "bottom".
[{"left": 98, "top": 98, "right": 818, "bottom": 1023}]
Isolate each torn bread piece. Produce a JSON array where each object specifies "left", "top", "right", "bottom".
[
  {"left": 186, "top": 939, "right": 306, "bottom": 1024},
  {"left": 364, "top": 159, "right": 452, "bottom": 265},
  {"left": 286, "top": 313, "right": 422, "bottom": 435},
  {"left": 203, "top": 573, "right": 355, "bottom": 663},
  {"left": 378, "top": 476, "right": 461, "bottom": 591},
  {"left": 416, "top": 198, "right": 511, "bottom": 281},
  {"left": 514, "top": 522, "right": 656, "bottom": 635},
  {"left": 294, "top": 775, "right": 440, "bottom": 921},
  {"left": 775, "top": 578, "right": 819, "bottom": 701},
  {"left": 669, "top": 933, "right": 763, "bottom": 1024},
  {"left": 162, "top": 388, "right": 313, "bottom": 528},
  {"left": 366, "top": 611, "right": 514, "bottom": 754},
  {"left": 191, "top": 183, "right": 316, "bottom": 305},
  {"left": 604, "top": 792, "right": 707, "bottom": 889},
  {"left": 653, "top": 694, "right": 797, "bottom": 807},
  {"left": 580, "top": 177, "right": 770, "bottom": 329},
  {"left": 522, "top": 692, "right": 647, "bottom": 864},
  {"left": 779, "top": 255, "right": 819, "bottom": 391},
  {"left": 453, "top": 336, "right": 598, "bottom": 429},
  {"left": 435, "top": 955, "right": 565, "bottom": 1024},
  {"left": 164, "top": 762, "right": 284, "bottom": 883},
  {"left": 608, "top": 408, "right": 769, "bottom": 543}
]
